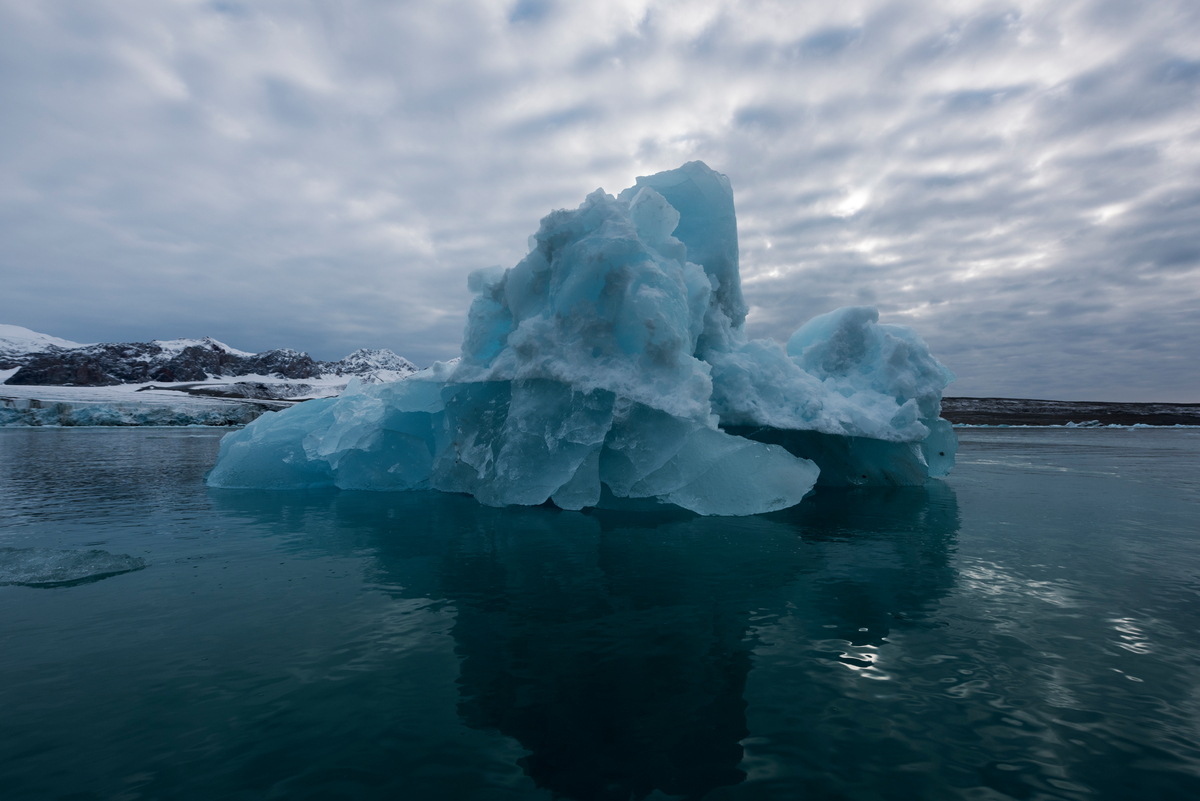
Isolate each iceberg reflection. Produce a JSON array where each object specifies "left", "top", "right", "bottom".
[{"left": 209, "top": 483, "right": 959, "bottom": 799}]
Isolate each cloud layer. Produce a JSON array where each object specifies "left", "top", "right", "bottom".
[{"left": 2, "top": 0, "right": 1197, "bottom": 400}]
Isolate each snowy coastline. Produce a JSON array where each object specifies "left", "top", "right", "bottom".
[
  {"left": 7, "top": 391, "right": 1197, "bottom": 430},
  {"left": 1, "top": 324, "right": 419, "bottom": 427},
  {"left": 940, "top": 396, "right": 1200, "bottom": 428},
  {"left": 6, "top": 380, "right": 1198, "bottom": 431},
  {"left": 952, "top": 422, "right": 1200, "bottom": 430},
  {"left": 0, "top": 382, "right": 290, "bottom": 427},
  {"left": 1, "top": 371, "right": 353, "bottom": 428}
]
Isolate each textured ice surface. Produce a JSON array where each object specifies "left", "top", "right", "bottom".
[
  {"left": 0, "top": 384, "right": 273, "bottom": 427},
  {"left": 0, "top": 401, "right": 264, "bottom": 427},
  {"left": 208, "top": 161, "right": 956, "bottom": 511},
  {"left": 0, "top": 547, "right": 146, "bottom": 587},
  {"left": 207, "top": 374, "right": 819, "bottom": 515}
]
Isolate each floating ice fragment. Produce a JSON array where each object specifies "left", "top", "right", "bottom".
[
  {"left": 207, "top": 162, "right": 957, "bottom": 512},
  {"left": 0, "top": 547, "right": 146, "bottom": 587}
]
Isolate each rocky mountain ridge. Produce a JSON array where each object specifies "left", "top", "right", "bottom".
[
  {"left": 3, "top": 332, "right": 417, "bottom": 387},
  {"left": 941, "top": 397, "right": 1200, "bottom": 427}
]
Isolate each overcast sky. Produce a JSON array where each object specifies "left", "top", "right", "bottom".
[{"left": 2, "top": 0, "right": 1198, "bottom": 401}]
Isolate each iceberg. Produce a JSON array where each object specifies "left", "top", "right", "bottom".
[
  {"left": 0, "top": 398, "right": 266, "bottom": 427},
  {"left": 207, "top": 162, "right": 956, "bottom": 514}
]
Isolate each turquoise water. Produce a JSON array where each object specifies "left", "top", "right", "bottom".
[{"left": 1, "top": 427, "right": 1198, "bottom": 800}]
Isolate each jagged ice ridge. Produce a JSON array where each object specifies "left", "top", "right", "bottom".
[{"left": 207, "top": 162, "right": 958, "bottom": 515}]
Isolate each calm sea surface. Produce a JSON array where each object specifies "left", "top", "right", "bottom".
[{"left": 1, "top": 427, "right": 1198, "bottom": 800}]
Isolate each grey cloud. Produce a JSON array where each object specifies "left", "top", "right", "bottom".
[
  {"left": 505, "top": 104, "right": 604, "bottom": 137},
  {"left": 901, "top": 6, "right": 1027, "bottom": 65},
  {"left": 0, "top": 0, "right": 1197, "bottom": 400},
  {"left": 509, "top": 0, "right": 553, "bottom": 25},
  {"left": 940, "top": 85, "right": 1031, "bottom": 113},
  {"left": 791, "top": 26, "right": 863, "bottom": 58}
]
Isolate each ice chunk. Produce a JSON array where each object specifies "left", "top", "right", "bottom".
[
  {"left": 206, "top": 376, "right": 446, "bottom": 491},
  {"left": 591, "top": 399, "right": 814, "bottom": 513},
  {"left": 551, "top": 447, "right": 603, "bottom": 511},
  {"left": 453, "top": 185, "right": 718, "bottom": 423},
  {"left": 206, "top": 397, "right": 339, "bottom": 489},
  {"left": 0, "top": 547, "right": 146, "bottom": 587},
  {"left": 704, "top": 305, "right": 956, "bottom": 485},
  {"left": 208, "top": 161, "right": 958, "bottom": 511},
  {"left": 209, "top": 376, "right": 817, "bottom": 515},
  {"left": 432, "top": 380, "right": 614, "bottom": 507},
  {"left": 618, "top": 161, "right": 746, "bottom": 332},
  {"left": 617, "top": 422, "right": 818, "bottom": 515},
  {"left": 720, "top": 426, "right": 930, "bottom": 486},
  {"left": 920, "top": 419, "right": 959, "bottom": 478},
  {"left": 788, "top": 306, "right": 955, "bottom": 425}
]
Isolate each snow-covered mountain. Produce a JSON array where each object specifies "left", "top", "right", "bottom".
[
  {"left": 325, "top": 349, "right": 418, "bottom": 383},
  {"left": 152, "top": 336, "right": 252, "bottom": 359},
  {"left": 0, "top": 324, "right": 87, "bottom": 370},
  {"left": 1, "top": 328, "right": 418, "bottom": 387}
]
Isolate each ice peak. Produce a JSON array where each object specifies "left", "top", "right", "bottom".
[{"left": 618, "top": 161, "right": 746, "bottom": 331}]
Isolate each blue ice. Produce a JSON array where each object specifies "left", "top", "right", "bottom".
[{"left": 207, "top": 162, "right": 957, "bottom": 513}]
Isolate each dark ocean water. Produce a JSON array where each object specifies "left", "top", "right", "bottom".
[{"left": 1, "top": 427, "right": 1198, "bottom": 800}]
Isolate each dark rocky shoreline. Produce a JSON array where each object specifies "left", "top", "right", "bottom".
[
  {"left": 941, "top": 397, "right": 1200, "bottom": 427},
  {"left": 3, "top": 338, "right": 416, "bottom": 387},
  {"left": 6, "top": 341, "right": 320, "bottom": 385}
]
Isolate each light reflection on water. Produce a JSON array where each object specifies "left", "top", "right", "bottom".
[{"left": 0, "top": 427, "right": 1198, "bottom": 800}]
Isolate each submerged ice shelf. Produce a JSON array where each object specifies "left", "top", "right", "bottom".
[{"left": 207, "top": 162, "right": 957, "bottom": 515}]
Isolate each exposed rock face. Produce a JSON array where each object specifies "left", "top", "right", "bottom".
[
  {"left": 4, "top": 331, "right": 423, "bottom": 387},
  {"left": 166, "top": 382, "right": 320, "bottom": 400},
  {"left": 326, "top": 348, "right": 417, "bottom": 377},
  {"left": 7, "top": 338, "right": 347, "bottom": 386},
  {"left": 940, "top": 397, "right": 1200, "bottom": 427},
  {"left": 242, "top": 349, "right": 325, "bottom": 381}
]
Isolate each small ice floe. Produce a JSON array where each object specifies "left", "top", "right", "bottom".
[{"left": 0, "top": 547, "right": 146, "bottom": 587}]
